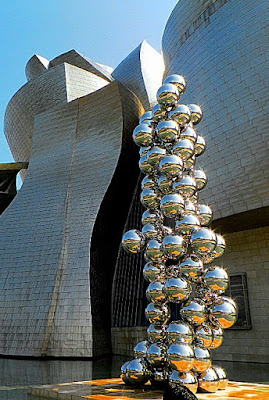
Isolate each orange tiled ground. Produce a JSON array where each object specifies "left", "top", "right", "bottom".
[{"left": 29, "top": 378, "right": 269, "bottom": 400}]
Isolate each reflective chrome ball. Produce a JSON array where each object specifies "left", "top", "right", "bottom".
[
  {"left": 121, "top": 361, "right": 131, "bottom": 384},
  {"left": 126, "top": 358, "right": 150, "bottom": 386},
  {"left": 204, "top": 266, "right": 229, "bottom": 294},
  {"left": 184, "top": 155, "right": 196, "bottom": 171},
  {"left": 180, "top": 299, "right": 206, "bottom": 325},
  {"left": 133, "top": 124, "right": 153, "bottom": 147},
  {"left": 213, "top": 365, "right": 228, "bottom": 390},
  {"left": 122, "top": 229, "right": 145, "bottom": 253},
  {"left": 163, "top": 276, "right": 191, "bottom": 303},
  {"left": 184, "top": 199, "right": 197, "bottom": 214},
  {"left": 190, "top": 228, "right": 216, "bottom": 256},
  {"left": 214, "top": 234, "right": 226, "bottom": 258},
  {"left": 198, "top": 367, "right": 220, "bottom": 393},
  {"left": 143, "top": 262, "right": 164, "bottom": 282},
  {"left": 147, "top": 146, "right": 166, "bottom": 167},
  {"left": 173, "top": 176, "right": 197, "bottom": 198},
  {"left": 139, "top": 146, "right": 151, "bottom": 157},
  {"left": 147, "top": 343, "right": 167, "bottom": 367},
  {"left": 141, "top": 175, "right": 156, "bottom": 191},
  {"left": 188, "top": 104, "right": 203, "bottom": 125},
  {"left": 157, "top": 120, "right": 179, "bottom": 143},
  {"left": 210, "top": 325, "right": 224, "bottom": 349},
  {"left": 194, "top": 324, "right": 213, "bottom": 348},
  {"left": 164, "top": 74, "right": 186, "bottom": 94},
  {"left": 150, "top": 369, "right": 169, "bottom": 386},
  {"left": 145, "top": 302, "right": 170, "bottom": 324},
  {"left": 166, "top": 321, "right": 193, "bottom": 344},
  {"left": 152, "top": 103, "right": 167, "bottom": 122},
  {"left": 139, "top": 111, "right": 153, "bottom": 125},
  {"left": 142, "top": 223, "right": 161, "bottom": 240},
  {"left": 210, "top": 297, "right": 237, "bottom": 329},
  {"left": 169, "top": 371, "right": 198, "bottom": 394},
  {"left": 194, "top": 169, "right": 207, "bottom": 190},
  {"left": 181, "top": 126, "right": 197, "bottom": 144},
  {"left": 194, "top": 135, "right": 206, "bottom": 156},
  {"left": 162, "top": 235, "right": 187, "bottom": 260},
  {"left": 145, "top": 239, "right": 165, "bottom": 263},
  {"left": 159, "top": 155, "right": 183, "bottom": 178},
  {"left": 157, "top": 84, "right": 179, "bottom": 108},
  {"left": 193, "top": 345, "right": 211, "bottom": 373},
  {"left": 134, "top": 340, "right": 148, "bottom": 358},
  {"left": 141, "top": 209, "right": 163, "bottom": 226},
  {"left": 147, "top": 323, "right": 166, "bottom": 343},
  {"left": 157, "top": 175, "right": 173, "bottom": 194},
  {"left": 139, "top": 154, "right": 154, "bottom": 175},
  {"left": 167, "top": 342, "right": 194, "bottom": 372},
  {"left": 146, "top": 280, "right": 166, "bottom": 303},
  {"left": 168, "top": 105, "right": 191, "bottom": 126},
  {"left": 197, "top": 204, "right": 213, "bottom": 226},
  {"left": 173, "top": 139, "right": 194, "bottom": 161},
  {"left": 179, "top": 256, "right": 204, "bottom": 282},
  {"left": 140, "top": 188, "right": 160, "bottom": 210},
  {"left": 175, "top": 214, "right": 201, "bottom": 236},
  {"left": 160, "top": 193, "right": 184, "bottom": 218}
]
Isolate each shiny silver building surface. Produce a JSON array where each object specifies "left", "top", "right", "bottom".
[{"left": 0, "top": 44, "right": 164, "bottom": 357}]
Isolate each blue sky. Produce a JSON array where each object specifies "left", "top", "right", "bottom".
[{"left": 0, "top": 0, "right": 177, "bottom": 175}]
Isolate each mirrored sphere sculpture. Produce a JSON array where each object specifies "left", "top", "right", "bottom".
[
  {"left": 198, "top": 367, "right": 220, "bottom": 393},
  {"left": 167, "top": 342, "right": 194, "bottom": 372},
  {"left": 169, "top": 371, "right": 198, "bottom": 394},
  {"left": 122, "top": 229, "right": 145, "bottom": 253},
  {"left": 126, "top": 358, "right": 150, "bottom": 385},
  {"left": 213, "top": 365, "right": 228, "bottom": 390},
  {"left": 166, "top": 321, "right": 193, "bottom": 344}
]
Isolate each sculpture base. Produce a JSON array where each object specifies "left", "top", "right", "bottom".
[{"left": 29, "top": 378, "right": 269, "bottom": 399}]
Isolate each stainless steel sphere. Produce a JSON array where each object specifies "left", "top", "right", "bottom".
[
  {"left": 134, "top": 340, "right": 148, "bottom": 358},
  {"left": 162, "top": 235, "right": 187, "bottom": 260},
  {"left": 139, "top": 154, "right": 154, "bottom": 175},
  {"left": 150, "top": 369, "right": 169, "bottom": 386},
  {"left": 147, "top": 323, "right": 166, "bottom": 343},
  {"left": 133, "top": 124, "right": 153, "bottom": 147},
  {"left": 194, "top": 324, "right": 213, "bottom": 348},
  {"left": 163, "top": 276, "right": 191, "bottom": 303},
  {"left": 159, "top": 155, "right": 183, "bottom": 178},
  {"left": 166, "top": 321, "right": 193, "bottom": 344},
  {"left": 164, "top": 74, "right": 186, "bottom": 95},
  {"left": 142, "top": 223, "right": 161, "bottom": 240},
  {"left": 194, "top": 135, "right": 206, "bottom": 156},
  {"left": 221, "top": 295, "right": 237, "bottom": 309},
  {"left": 180, "top": 299, "right": 206, "bottom": 325},
  {"left": 157, "top": 84, "right": 180, "bottom": 108},
  {"left": 210, "top": 297, "right": 237, "bottom": 329},
  {"left": 146, "top": 280, "right": 166, "bottom": 303},
  {"left": 172, "top": 139, "right": 194, "bottom": 161},
  {"left": 194, "top": 169, "right": 207, "bottom": 190},
  {"left": 126, "top": 358, "right": 150, "bottom": 386},
  {"left": 139, "top": 146, "right": 151, "bottom": 157},
  {"left": 210, "top": 325, "right": 224, "bottom": 349},
  {"left": 190, "top": 228, "right": 217, "bottom": 256},
  {"left": 141, "top": 209, "right": 163, "bottom": 226},
  {"left": 147, "top": 146, "right": 166, "bottom": 167},
  {"left": 160, "top": 193, "right": 184, "bottom": 218},
  {"left": 121, "top": 361, "right": 131, "bottom": 384},
  {"left": 147, "top": 343, "right": 167, "bottom": 367},
  {"left": 184, "top": 199, "right": 197, "bottom": 214},
  {"left": 167, "top": 342, "right": 194, "bottom": 372},
  {"left": 173, "top": 176, "right": 197, "bottom": 198},
  {"left": 192, "top": 345, "right": 211, "bottom": 373},
  {"left": 141, "top": 175, "right": 156, "bottom": 191},
  {"left": 198, "top": 367, "right": 220, "bottom": 393},
  {"left": 213, "top": 365, "right": 228, "bottom": 390},
  {"left": 203, "top": 266, "right": 229, "bottom": 294},
  {"left": 168, "top": 105, "right": 191, "bottom": 126},
  {"left": 157, "top": 175, "right": 173, "bottom": 194},
  {"left": 197, "top": 204, "right": 213, "bottom": 226},
  {"left": 175, "top": 214, "right": 201, "bottom": 235},
  {"left": 180, "top": 126, "right": 197, "bottom": 144},
  {"left": 184, "top": 155, "right": 196, "bottom": 171},
  {"left": 145, "top": 239, "right": 165, "bottom": 263},
  {"left": 152, "top": 103, "right": 167, "bottom": 122},
  {"left": 161, "top": 225, "right": 174, "bottom": 238},
  {"left": 188, "top": 104, "right": 203, "bottom": 125},
  {"left": 143, "top": 262, "right": 164, "bottom": 282},
  {"left": 169, "top": 371, "right": 198, "bottom": 394},
  {"left": 140, "top": 188, "right": 160, "bottom": 210},
  {"left": 214, "top": 234, "right": 226, "bottom": 258},
  {"left": 145, "top": 302, "right": 170, "bottom": 324},
  {"left": 156, "top": 120, "right": 179, "bottom": 143},
  {"left": 179, "top": 256, "right": 204, "bottom": 282},
  {"left": 139, "top": 111, "right": 153, "bottom": 125},
  {"left": 121, "top": 229, "right": 145, "bottom": 253}
]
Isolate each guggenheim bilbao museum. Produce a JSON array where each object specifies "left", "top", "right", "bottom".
[{"left": 0, "top": 0, "right": 268, "bottom": 363}]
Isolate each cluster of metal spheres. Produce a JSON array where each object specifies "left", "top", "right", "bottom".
[{"left": 121, "top": 74, "right": 237, "bottom": 394}]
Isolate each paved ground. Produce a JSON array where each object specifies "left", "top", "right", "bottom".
[{"left": 29, "top": 378, "right": 269, "bottom": 400}]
